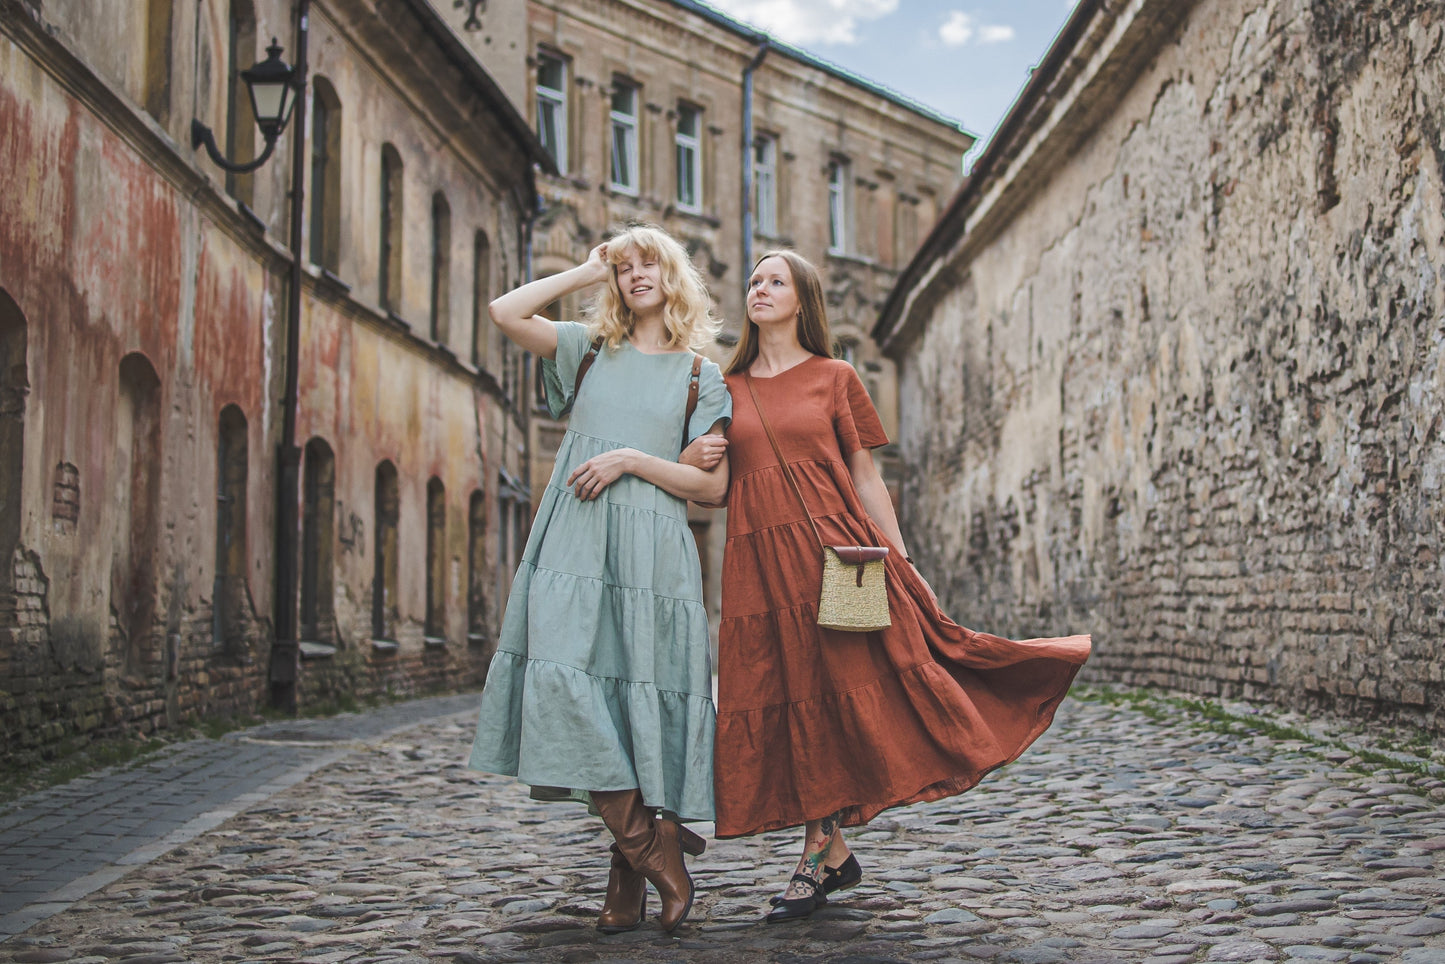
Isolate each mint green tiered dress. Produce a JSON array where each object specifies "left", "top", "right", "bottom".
[{"left": 469, "top": 322, "right": 731, "bottom": 823}]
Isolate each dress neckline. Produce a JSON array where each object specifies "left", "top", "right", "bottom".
[
  {"left": 746, "top": 354, "right": 820, "bottom": 380},
  {"left": 623, "top": 338, "right": 692, "bottom": 357}
]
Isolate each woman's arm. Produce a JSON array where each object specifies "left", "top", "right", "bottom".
[
  {"left": 846, "top": 447, "right": 937, "bottom": 606},
  {"left": 568, "top": 422, "right": 731, "bottom": 505},
  {"left": 488, "top": 243, "right": 610, "bottom": 359}
]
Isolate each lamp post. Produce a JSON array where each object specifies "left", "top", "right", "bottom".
[
  {"left": 191, "top": 40, "right": 298, "bottom": 173},
  {"left": 191, "top": 14, "right": 310, "bottom": 714}
]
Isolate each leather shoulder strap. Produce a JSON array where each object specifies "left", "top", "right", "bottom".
[
  {"left": 745, "top": 373, "right": 824, "bottom": 552},
  {"left": 682, "top": 352, "right": 702, "bottom": 443},
  {"left": 571, "top": 336, "right": 605, "bottom": 402}
]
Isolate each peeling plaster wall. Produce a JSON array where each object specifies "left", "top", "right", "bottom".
[
  {"left": 0, "top": 0, "right": 534, "bottom": 766},
  {"left": 891, "top": 0, "right": 1445, "bottom": 727}
]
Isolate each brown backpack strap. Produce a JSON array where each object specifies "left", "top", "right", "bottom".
[
  {"left": 682, "top": 352, "right": 702, "bottom": 444},
  {"left": 572, "top": 336, "right": 605, "bottom": 403}
]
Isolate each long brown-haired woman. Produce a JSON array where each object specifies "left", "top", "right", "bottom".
[{"left": 684, "top": 250, "right": 1092, "bottom": 921}]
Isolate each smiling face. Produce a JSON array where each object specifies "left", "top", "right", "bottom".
[
  {"left": 746, "top": 255, "right": 800, "bottom": 330},
  {"left": 612, "top": 246, "right": 665, "bottom": 316}
]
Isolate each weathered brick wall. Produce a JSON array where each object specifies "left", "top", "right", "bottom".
[{"left": 890, "top": 0, "right": 1445, "bottom": 728}]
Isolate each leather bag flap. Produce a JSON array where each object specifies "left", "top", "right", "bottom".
[{"left": 830, "top": 546, "right": 890, "bottom": 565}]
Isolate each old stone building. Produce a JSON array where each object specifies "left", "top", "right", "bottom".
[
  {"left": 496, "top": 0, "right": 972, "bottom": 615},
  {"left": 0, "top": 0, "right": 546, "bottom": 767},
  {"left": 876, "top": 0, "right": 1445, "bottom": 728}
]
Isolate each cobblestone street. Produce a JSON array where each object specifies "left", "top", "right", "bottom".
[{"left": 3, "top": 690, "right": 1445, "bottom": 964}]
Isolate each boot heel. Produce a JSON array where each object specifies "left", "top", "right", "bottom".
[{"left": 678, "top": 824, "right": 707, "bottom": 856}]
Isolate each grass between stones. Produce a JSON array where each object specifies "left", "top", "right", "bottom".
[{"left": 1074, "top": 684, "right": 1445, "bottom": 780}]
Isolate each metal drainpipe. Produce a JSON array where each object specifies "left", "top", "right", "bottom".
[
  {"left": 270, "top": 0, "right": 311, "bottom": 713},
  {"left": 740, "top": 39, "right": 769, "bottom": 286}
]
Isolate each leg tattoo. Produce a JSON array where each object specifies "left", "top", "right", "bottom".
[{"left": 784, "top": 812, "right": 843, "bottom": 900}]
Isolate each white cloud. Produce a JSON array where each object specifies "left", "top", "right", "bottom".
[
  {"left": 939, "top": 11, "right": 974, "bottom": 46},
  {"left": 940, "top": 10, "right": 1014, "bottom": 47},
  {"left": 706, "top": 0, "right": 898, "bottom": 45}
]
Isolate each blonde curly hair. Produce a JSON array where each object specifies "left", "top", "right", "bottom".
[{"left": 584, "top": 223, "right": 720, "bottom": 351}]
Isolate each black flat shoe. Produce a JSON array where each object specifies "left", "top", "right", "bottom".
[
  {"left": 769, "top": 854, "right": 862, "bottom": 905},
  {"left": 765, "top": 874, "right": 826, "bottom": 923}
]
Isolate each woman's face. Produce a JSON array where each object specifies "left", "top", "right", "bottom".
[
  {"left": 746, "top": 256, "right": 799, "bottom": 330},
  {"left": 613, "top": 247, "right": 665, "bottom": 315}
]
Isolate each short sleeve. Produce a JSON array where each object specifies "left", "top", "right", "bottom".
[
  {"left": 686, "top": 359, "right": 732, "bottom": 444},
  {"left": 833, "top": 362, "right": 889, "bottom": 457},
  {"left": 539, "top": 322, "right": 598, "bottom": 418}
]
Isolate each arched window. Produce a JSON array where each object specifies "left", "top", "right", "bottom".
[
  {"left": 309, "top": 77, "right": 342, "bottom": 272},
  {"left": 467, "top": 488, "right": 487, "bottom": 646},
  {"left": 471, "top": 230, "right": 490, "bottom": 368},
  {"left": 372, "top": 460, "right": 399, "bottom": 641},
  {"left": 144, "top": 0, "right": 175, "bottom": 123},
  {"left": 214, "top": 405, "right": 248, "bottom": 654},
  {"left": 0, "top": 291, "right": 28, "bottom": 599},
  {"left": 113, "top": 353, "right": 162, "bottom": 674},
  {"left": 300, "top": 438, "right": 336, "bottom": 644},
  {"left": 379, "top": 144, "right": 403, "bottom": 311},
  {"left": 425, "top": 477, "right": 446, "bottom": 641},
  {"left": 430, "top": 192, "right": 452, "bottom": 343},
  {"left": 224, "top": 0, "right": 257, "bottom": 205}
]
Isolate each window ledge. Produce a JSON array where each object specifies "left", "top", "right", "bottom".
[
  {"left": 467, "top": 633, "right": 491, "bottom": 648},
  {"left": 299, "top": 641, "right": 337, "bottom": 660},
  {"left": 423, "top": 635, "right": 449, "bottom": 649},
  {"left": 371, "top": 638, "right": 399, "bottom": 655},
  {"left": 668, "top": 206, "right": 720, "bottom": 229}
]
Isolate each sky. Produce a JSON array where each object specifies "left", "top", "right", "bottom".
[{"left": 701, "top": 0, "right": 1081, "bottom": 170}]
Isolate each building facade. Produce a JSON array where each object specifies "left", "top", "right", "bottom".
[
  {"left": 508, "top": 0, "right": 973, "bottom": 619},
  {"left": 876, "top": 0, "right": 1445, "bottom": 729},
  {"left": 0, "top": 0, "right": 545, "bottom": 767}
]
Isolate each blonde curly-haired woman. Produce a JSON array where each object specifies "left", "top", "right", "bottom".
[{"left": 469, "top": 225, "right": 731, "bottom": 934}]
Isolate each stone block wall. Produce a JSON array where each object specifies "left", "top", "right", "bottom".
[{"left": 885, "top": 0, "right": 1445, "bottom": 729}]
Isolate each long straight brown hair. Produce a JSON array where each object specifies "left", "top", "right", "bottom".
[{"left": 723, "top": 250, "right": 833, "bottom": 375}]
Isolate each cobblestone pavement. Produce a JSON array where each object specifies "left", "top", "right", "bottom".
[{"left": 3, "top": 691, "right": 1445, "bottom": 964}]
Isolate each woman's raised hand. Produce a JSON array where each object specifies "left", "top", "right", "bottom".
[{"left": 580, "top": 242, "right": 612, "bottom": 286}]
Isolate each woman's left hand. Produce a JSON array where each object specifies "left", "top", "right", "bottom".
[{"left": 567, "top": 449, "right": 637, "bottom": 501}]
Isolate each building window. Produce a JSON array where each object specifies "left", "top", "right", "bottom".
[
  {"left": 379, "top": 145, "right": 403, "bottom": 311},
  {"left": 300, "top": 437, "right": 336, "bottom": 644},
  {"left": 309, "top": 77, "right": 342, "bottom": 272},
  {"left": 828, "top": 158, "right": 849, "bottom": 255},
  {"left": 535, "top": 52, "right": 567, "bottom": 174},
  {"left": 224, "top": 0, "right": 257, "bottom": 205},
  {"left": 610, "top": 81, "right": 639, "bottom": 195},
  {"left": 214, "top": 406, "right": 248, "bottom": 654},
  {"left": 467, "top": 489, "right": 488, "bottom": 646},
  {"left": 113, "top": 353, "right": 162, "bottom": 675},
  {"left": 675, "top": 104, "right": 702, "bottom": 212},
  {"left": 471, "top": 230, "right": 490, "bottom": 368},
  {"left": 0, "top": 291, "right": 27, "bottom": 599},
  {"left": 372, "top": 460, "right": 399, "bottom": 641},
  {"left": 430, "top": 192, "right": 452, "bottom": 343},
  {"left": 144, "top": 0, "right": 174, "bottom": 123},
  {"left": 753, "top": 135, "right": 777, "bottom": 237},
  {"left": 425, "top": 477, "right": 446, "bottom": 641}
]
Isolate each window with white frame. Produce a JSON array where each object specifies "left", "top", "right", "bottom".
[
  {"left": 753, "top": 134, "right": 777, "bottom": 236},
  {"left": 610, "top": 81, "right": 639, "bottom": 194},
  {"left": 675, "top": 104, "right": 702, "bottom": 211},
  {"left": 828, "top": 158, "right": 849, "bottom": 254},
  {"left": 535, "top": 52, "right": 567, "bottom": 174}
]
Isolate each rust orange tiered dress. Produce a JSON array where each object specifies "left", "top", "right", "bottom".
[{"left": 713, "top": 356, "right": 1092, "bottom": 838}]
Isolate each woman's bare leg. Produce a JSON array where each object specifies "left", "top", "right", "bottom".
[{"left": 780, "top": 812, "right": 841, "bottom": 899}]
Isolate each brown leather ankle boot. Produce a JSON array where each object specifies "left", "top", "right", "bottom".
[
  {"left": 592, "top": 789, "right": 695, "bottom": 933},
  {"left": 596, "top": 843, "right": 645, "bottom": 933}
]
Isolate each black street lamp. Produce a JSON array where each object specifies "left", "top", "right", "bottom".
[{"left": 191, "top": 39, "right": 298, "bottom": 173}]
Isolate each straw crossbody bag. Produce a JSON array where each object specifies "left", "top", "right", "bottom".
[{"left": 745, "top": 373, "right": 891, "bottom": 633}]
